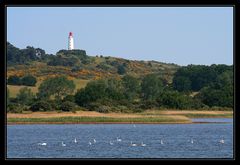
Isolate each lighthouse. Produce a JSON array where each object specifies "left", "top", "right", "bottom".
[{"left": 68, "top": 32, "right": 74, "bottom": 50}]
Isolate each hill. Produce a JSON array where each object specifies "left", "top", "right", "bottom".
[{"left": 7, "top": 42, "right": 180, "bottom": 96}]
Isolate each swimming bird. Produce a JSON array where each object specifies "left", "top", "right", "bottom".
[
  {"left": 141, "top": 142, "right": 146, "bottom": 146},
  {"left": 191, "top": 139, "right": 194, "bottom": 144},
  {"left": 62, "top": 141, "right": 66, "bottom": 147},
  {"left": 117, "top": 137, "right": 122, "bottom": 142},
  {"left": 89, "top": 141, "right": 92, "bottom": 145},
  {"left": 38, "top": 142, "right": 47, "bottom": 146},
  {"left": 93, "top": 139, "right": 96, "bottom": 143},
  {"left": 74, "top": 138, "right": 77, "bottom": 143},
  {"left": 110, "top": 141, "right": 114, "bottom": 145},
  {"left": 130, "top": 141, "right": 137, "bottom": 146},
  {"left": 160, "top": 139, "right": 164, "bottom": 145},
  {"left": 219, "top": 139, "right": 225, "bottom": 144}
]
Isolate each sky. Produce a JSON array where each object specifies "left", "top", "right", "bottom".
[{"left": 7, "top": 7, "right": 233, "bottom": 66}]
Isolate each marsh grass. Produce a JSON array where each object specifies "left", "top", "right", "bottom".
[{"left": 7, "top": 116, "right": 191, "bottom": 124}]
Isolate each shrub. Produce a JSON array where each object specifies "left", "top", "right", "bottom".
[
  {"left": 60, "top": 101, "right": 76, "bottom": 112},
  {"left": 30, "top": 101, "right": 52, "bottom": 112},
  {"left": 21, "top": 75, "right": 37, "bottom": 86},
  {"left": 7, "top": 103, "right": 25, "bottom": 113},
  {"left": 7, "top": 75, "right": 21, "bottom": 85}
]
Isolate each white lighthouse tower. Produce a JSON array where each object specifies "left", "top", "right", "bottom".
[{"left": 68, "top": 32, "right": 74, "bottom": 50}]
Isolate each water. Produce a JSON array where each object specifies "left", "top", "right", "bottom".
[{"left": 7, "top": 118, "right": 233, "bottom": 159}]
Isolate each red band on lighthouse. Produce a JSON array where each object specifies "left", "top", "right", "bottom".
[{"left": 69, "top": 32, "right": 73, "bottom": 36}]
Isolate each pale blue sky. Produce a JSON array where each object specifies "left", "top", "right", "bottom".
[{"left": 7, "top": 7, "right": 233, "bottom": 66}]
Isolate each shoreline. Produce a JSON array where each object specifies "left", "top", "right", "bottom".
[
  {"left": 7, "top": 121, "right": 232, "bottom": 125},
  {"left": 7, "top": 110, "right": 233, "bottom": 125}
]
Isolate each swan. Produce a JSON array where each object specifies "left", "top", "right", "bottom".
[
  {"left": 219, "top": 139, "right": 225, "bottom": 144},
  {"left": 110, "top": 141, "right": 114, "bottom": 145},
  {"left": 160, "top": 139, "right": 164, "bottom": 145},
  {"left": 141, "top": 142, "right": 146, "bottom": 146},
  {"left": 191, "top": 139, "right": 194, "bottom": 144},
  {"left": 93, "top": 139, "right": 96, "bottom": 143},
  {"left": 117, "top": 137, "right": 122, "bottom": 142},
  {"left": 38, "top": 142, "right": 47, "bottom": 146},
  {"left": 62, "top": 141, "right": 66, "bottom": 147},
  {"left": 89, "top": 141, "right": 92, "bottom": 145},
  {"left": 74, "top": 138, "right": 77, "bottom": 143},
  {"left": 130, "top": 141, "right": 137, "bottom": 146}
]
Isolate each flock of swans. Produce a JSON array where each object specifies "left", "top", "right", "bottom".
[
  {"left": 37, "top": 123, "right": 225, "bottom": 147},
  {"left": 37, "top": 137, "right": 225, "bottom": 147}
]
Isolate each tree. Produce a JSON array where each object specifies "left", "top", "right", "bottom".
[
  {"left": 7, "top": 75, "right": 21, "bottom": 85},
  {"left": 122, "top": 75, "right": 140, "bottom": 100},
  {"left": 173, "top": 76, "right": 191, "bottom": 92},
  {"left": 21, "top": 75, "right": 37, "bottom": 86},
  {"left": 37, "top": 76, "right": 75, "bottom": 101},
  {"left": 141, "top": 74, "right": 164, "bottom": 100},
  {"left": 16, "top": 87, "right": 35, "bottom": 105},
  {"left": 75, "top": 80, "right": 108, "bottom": 106}
]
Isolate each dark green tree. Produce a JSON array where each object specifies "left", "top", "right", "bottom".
[
  {"left": 37, "top": 76, "right": 75, "bottom": 101},
  {"left": 122, "top": 75, "right": 140, "bottom": 100},
  {"left": 141, "top": 74, "right": 164, "bottom": 100}
]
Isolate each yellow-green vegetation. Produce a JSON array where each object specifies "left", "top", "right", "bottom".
[
  {"left": 7, "top": 116, "right": 191, "bottom": 124},
  {"left": 73, "top": 79, "right": 89, "bottom": 92}
]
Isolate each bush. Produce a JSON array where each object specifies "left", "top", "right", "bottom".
[
  {"left": 60, "top": 101, "right": 76, "bottom": 112},
  {"left": 16, "top": 87, "right": 34, "bottom": 105},
  {"left": 21, "top": 75, "right": 37, "bottom": 86},
  {"left": 7, "top": 103, "right": 25, "bottom": 113},
  {"left": 30, "top": 101, "right": 52, "bottom": 112},
  {"left": 7, "top": 75, "right": 21, "bottom": 85},
  {"left": 95, "top": 105, "right": 111, "bottom": 113}
]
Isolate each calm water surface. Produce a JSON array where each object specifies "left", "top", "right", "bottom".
[{"left": 7, "top": 118, "right": 233, "bottom": 159}]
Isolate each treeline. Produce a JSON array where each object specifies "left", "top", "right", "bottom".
[
  {"left": 7, "top": 42, "right": 91, "bottom": 67},
  {"left": 7, "top": 42, "right": 48, "bottom": 65},
  {"left": 7, "top": 64, "right": 233, "bottom": 113}
]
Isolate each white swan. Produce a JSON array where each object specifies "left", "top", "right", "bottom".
[
  {"left": 38, "top": 142, "right": 47, "bottom": 146},
  {"left": 62, "top": 141, "right": 66, "bottom": 146},
  {"left": 191, "top": 139, "right": 194, "bottom": 144},
  {"left": 160, "top": 139, "right": 164, "bottom": 145},
  {"left": 89, "top": 141, "right": 92, "bottom": 145},
  {"left": 74, "top": 138, "right": 77, "bottom": 143},
  {"left": 130, "top": 141, "right": 137, "bottom": 146},
  {"left": 219, "top": 139, "right": 225, "bottom": 144},
  {"left": 93, "top": 139, "right": 96, "bottom": 143},
  {"left": 141, "top": 142, "right": 146, "bottom": 146},
  {"left": 117, "top": 137, "right": 122, "bottom": 142},
  {"left": 110, "top": 141, "right": 114, "bottom": 145}
]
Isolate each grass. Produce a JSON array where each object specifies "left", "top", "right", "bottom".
[{"left": 7, "top": 116, "right": 192, "bottom": 124}]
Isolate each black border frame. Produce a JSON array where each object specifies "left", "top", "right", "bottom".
[{"left": 1, "top": 0, "right": 239, "bottom": 162}]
